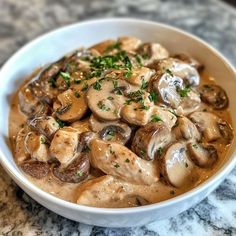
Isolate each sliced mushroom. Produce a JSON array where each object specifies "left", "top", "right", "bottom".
[
  {"left": 90, "top": 139, "right": 159, "bottom": 185},
  {"left": 152, "top": 73, "right": 183, "bottom": 108},
  {"left": 189, "top": 112, "right": 221, "bottom": 142},
  {"left": 14, "top": 127, "right": 30, "bottom": 164},
  {"left": 89, "top": 39, "right": 116, "bottom": 54},
  {"left": 121, "top": 91, "right": 154, "bottom": 126},
  {"left": 150, "top": 58, "right": 200, "bottom": 86},
  {"left": 89, "top": 114, "right": 131, "bottom": 144},
  {"left": 52, "top": 154, "right": 90, "bottom": 183},
  {"left": 20, "top": 160, "right": 49, "bottom": 179},
  {"left": 198, "top": 84, "right": 228, "bottom": 110},
  {"left": 132, "top": 122, "right": 171, "bottom": 160},
  {"left": 173, "top": 53, "right": 204, "bottom": 71},
  {"left": 218, "top": 119, "right": 234, "bottom": 144},
  {"left": 137, "top": 43, "right": 169, "bottom": 65},
  {"left": 77, "top": 131, "right": 98, "bottom": 153},
  {"left": 177, "top": 89, "right": 201, "bottom": 115},
  {"left": 187, "top": 142, "right": 218, "bottom": 168},
  {"left": 55, "top": 88, "right": 87, "bottom": 122},
  {"left": 118, "top": 36, "right": 142, "bottom": 52},
  {"left": 28, "top": 116, "right": 59, "bottom": 140},
  {"left": 87, "top": 79, "right": 131, "bottom": 121},
  {"left": 24, "top": 132, "right": 50, "bottom": 162},
  {"left": 151, "top": 106, "right": 177, "bottom": 130},
  {"left": 161, "top": 142, "right": 194, "bottom": 187},
  {"left": 71, "top": 119, "right": 90, "bottom": 133},
  {"left": 49, "top": 127, "right": 80, "bottom": 168},
  {"left": 174, "top": 117, "right": 201, "bottom": 141}
]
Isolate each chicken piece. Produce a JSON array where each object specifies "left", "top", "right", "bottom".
[{"left": 90, "top": 139, "right": 159, "bottom": 185}]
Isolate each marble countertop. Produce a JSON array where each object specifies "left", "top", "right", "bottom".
[{"left": 0, "top": 0, "right": 236, "bottom": 235}]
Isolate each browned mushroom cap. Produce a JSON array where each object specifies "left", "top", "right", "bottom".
[
  {"left": 150, "top": 58, "right": 200, "bottom": 86},
  {"left": 118, "top": 36, "right": 142, "bottom": 52},
  {"left": 89, "top": 39, "right": 116, "bottom": 54},
  {"left": 136, "top": 43, "right": 169, "bottom": 65},
  {"left": 87, "top": 79, "right": 131, "bottom": 121},
  {"left": 174, "top": 117, "right": 201, "bottom": 141},
  {"left": 152, "top": 73, "right": 183, "bottom": 108},
  {"left": 218, "top": 119, "right": 234, "bottom": 144},
  {"left": 189, "top": 112, "right": 221, "bottom": 142},
  {"left": 187, "top": 142, "right": 218, "bottom": 168},
  {"left": 89, "top": 114, "right": 131, "bottom": 144},
  {"left": 132, "top": 122, "right": 171, "bottom": 160},
  {"left": 20, "top": 161, "right": 49, "bottom": 179},
  {"left": 173, "top": 53, "right": 204, "bottom": 71},
  {"left": 24, "top": 132, "right": 50, "bottom": 162},
  {"left": 198, "top": 84, "right": 228, "bottom": 110},
  {"left": 55, "top": 88, "right": 88, "bottom": 122},
  {"left": 52, "top": 154, "right": 90, "bottom": 183},
  {"left": 28, "top": 116, "right": 59, "bottom": 140},
  {"left": 161, "top": 142, "right": 194, "bottom": 187}
]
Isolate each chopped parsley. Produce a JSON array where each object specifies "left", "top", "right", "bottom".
[
  {"left": 141, "top": 79, "right": 148, "bottom": 90},
  {"left": 157, "top": 147, "right": 163, "bottom": 156},
  {"left": 140, "top": 149, "right": 146, "bottom": 156},
  {"left": 93, "top": 81, "right": 102, "bottom": 90},
  {"left": 40, "top": 137, "right": 46, "bottom": 144},
  {"left": 82, "top": 145, "right": 90, "bottom": 153},
  {"left": 114, "top": 163, "right": 120, "bottom": 168},
  {"left": 97, "top": 101, "right": 110, "bottom": 111},
  {"left": 135, "top": 54, "right": 143, "bottom": 66},
  {"left": 166, "top": 68, "right": 173, "bottom": 77},
  {"left": 185, "top": 162, "right": 189, "bottom": 168},
  {"left": 74, "top": 91, "right": 81, "bottom": 98},
  {"left": 123, "top": 69, "right": 132, "bottom": 78},
  {"left": 148, "top": 90, "right": 158, "bottom": 103},
  {"left": 105, "top": 42, "right": 121, "bottom": 53},
  {"left": 151, "top": 114, "right": 162, "bottom": 122},
  {"left": 169, "top": 190, "right": 175, "bottom": 195},
  {"left": 192, "top": 144, "right": 198, "bottom": 149},
  {"left": 177, "top": 85, "right": 191, "bottom": 97},
  {"left": 60, "top": 72, "right": 71, "bottom": 87},
  {"left": 106, "top": 130, "right": 115, "bottom": 140},
  {"left": 48, "top": 77, "right": 57, "bottom": 88},
  {"left": 113, "top": 80, "right": 118, "bottom": 88},
  {"left": 107, "top": 96, "right": 114, "bottom": 100},
  {"left": 74, "top": 79, "right": 81, "bottom": 84},
  {"left": 125, "top": 158, "right": 130, "bottom": 163},
  {"left": 81, "top": 82, "right": 89, "bottom": 91},
  {"left": 56, "top": 119, "right": 66, "bottom": 128},
  {"left": 77, "top": 170, "right": 84, "bottom": 177}
]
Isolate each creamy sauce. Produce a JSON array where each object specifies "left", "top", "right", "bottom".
[
  {"left": 9, "top": 70, "right": 232, "bottom": 207},
  {"left": 9, "top": 39, "right": 232, "bottom": 208}
]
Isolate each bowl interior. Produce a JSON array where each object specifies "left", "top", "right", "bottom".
[{"left": 0, "top": 18, "right": 236, "bottom": 211}]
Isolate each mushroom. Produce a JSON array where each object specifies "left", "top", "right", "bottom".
[
  {"left": 150, "top": 58, "right": 200, "bottom": 86},
  {"left": 14, "top": 126, "right": 30, "bottom": 164},
  {"left": 89, "top": 39, "right": 116, "bottom": 54},
  {"left": 198, "top": 84, "right": 228, "bottom": 110},
  {"left": 49, "top": 127, "right": 80, "bottom": 168},
  {"left": 28, "top": 116, "right": 59, "bottom": 140},
  {"left": 52, "top": 154, "right": 90, "bottom": 183},
  {"left": 20, "top": 160, "right": 49, "bottom": 179},
  {"left": 55, "top": 88, "right": 87, "bottom": 122},
  {"left": 132, "top": 122, "right": 171, "bottom": 160},
  {"left": 24, "top": 132, "right": 50, "bottom": 162},
  {"left": 173, "top": 53, "right": 204, "bottom": 71},
  {"left": 187, "top": 142, "right": 218, "bottom": 168},
  {"left": 137, "top": 43, "right": 169, "bottom": 65},
  {"left": 189, "top": 112, "right": 221, "bottom": 142},
  {"left": 89, "top": 114, "right": 131, "bottom": 144},
  {"left": 118, "top": 36, "right": 142, "bottom": 52},
  {"left": 121, "top": 91, "right": 154, "bottom": 126},
  {"left": 90, "top": 139, "right": 159, "bottom": 185},
  {"left": 152, "top": 72, "right": 184, "bottom": 108},
  {"left": 218, "top": 119, "right": 234, "bottom": 144},
  {"left": 71, "top": 119, "right": 91, "bottom": 133},
  {"left": 174, "top": 117, "right": 201, "bottom": 141},
  {"left": 86, "top": 79, "right": 131, "bottom": 121},
  {"left": 160, "top": 142, "right": 194, "bottom": 187}
]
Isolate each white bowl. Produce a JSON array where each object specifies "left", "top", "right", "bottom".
[{"left": 0, "top": 18, "right": 236, "bottom": 227}]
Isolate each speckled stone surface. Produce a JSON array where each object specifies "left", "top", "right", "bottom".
[{"left": 0, "top": 0, "right": 236, "bottom": 235}]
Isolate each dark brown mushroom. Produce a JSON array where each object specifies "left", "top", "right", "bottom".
[
  {"left": 52, "top": 154, "right": 90, "bottom": 183},
  {"left": 198, "top": 84, "right": 228, "bottom": 110},
  {"left": 20, "top": 161, "right": 49, "bottom": 179},
  {"left": 187, "top": 142, "right": 218, "bottom": 168},
  {"left": 131, "top": 122, "right": 171, "bottom": 160},
  {"left": 28, "top": 116, "right": 59, "bottom": 140}
]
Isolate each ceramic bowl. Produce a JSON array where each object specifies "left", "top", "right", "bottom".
[{"left": 0, "top": 18, "right": 235, "bottom": 227}]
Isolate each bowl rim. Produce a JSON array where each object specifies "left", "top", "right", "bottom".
[{"left": 0, "top": 17, "right": 236, "bottom": 214}]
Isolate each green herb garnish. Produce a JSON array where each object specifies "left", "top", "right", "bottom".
[
  {"left": 166, "top": 69, "right": 173, "bottom": 77},
  {"left": 77, "top": 170, "right": 84, "bottom": 177},
  {"left": 151, "top": 114, "right": 162, "bottom": 122},
  {"left": 177, "top": 85, "right": 191, "bottom": 97},
  {"left": 60, "top": 72, "right": 71, "bottom": 87},
  {"left": 97, "top": 101, "right": 110, "bottom": 111},
  {"left": 93, "top": 81, "right": 102, "bottom": 90},
  {"left": 56, "top": 119, "right": 66, "bottom": 128},
  {"left": 141, "top": 79, "right": 148, "bottom": 90},
  {"left": 148, "top": 90, "right": 158, "bottom": 103},
  {"left": 48, "top": 78, "right": 57, "bottom": 88}
]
